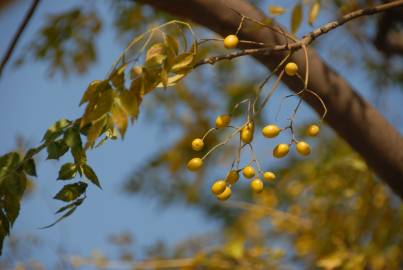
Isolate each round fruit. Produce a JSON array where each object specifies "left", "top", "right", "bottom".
[
  {"left": 191, "top": 138, "right": 204, "bottom": 151},
  {"left": 273, "top": 143, "right": 290, "bottom": 158},
  {"left": 240, "top": 121, "right": 254, "bottom": 144},
  {"left": 226, "top": 170, "right": 239, "bottom": 185},
  {"left": 215, "top": 115, "right": 231, "bottom": 128},
  {"left": 223, "top": 35, "right": 239, "bottom": 49},
  {"left": 307, "top": 124, "right": 320, "bottom": 137},
  {"left": 187, "top": 158, "right": 203, "bottom": 171},
  {"left": 211, "top": 180, "right": 227, "bottom": 195},
  {"left": 263, "top": 171, "right": 276, "bottom": 182},
  {"left": 217, "top": 186, "right": 231, "bottom": 201},
  {"left": 251, "top": 178, "right": 264, "bottom": 193},
  {"left": 262, "top": 124, "right": 281, "bottom": 138},
  {"left": 296, "top": 141, "right": 311, "bottom": 156},
  {"left": 285, "top": 62, "right": 298, "bottom": 76},
  {"left": 242, "top": 166, "right": 255, "bottom": 179}
]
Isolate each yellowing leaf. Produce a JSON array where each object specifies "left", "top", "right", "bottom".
[
  {"left": 145, "top": 43, "right": 167, "bottom": 67},
  {"left": 268, "top": 5, "right": 287, "bottom": 16},
  {"left": 308, "top": 1, "right": 320, "bottom": 26},
  {"left": 111, "top": 102, "right": 128, "bottom": 138},
  {"left": 79, "top": 80, "right": 102, "bottom": 106},
  {"left": 171, "top": 53, "right": 194, "bottom": 73},
  {"left": 291, "top": 2, "right": 303, "bottom": 34},
  {"left": 164, "top": 34, "right": 179, "bottom": 55},
  {"left": 81, "top": 88, "right": 113, "bottom": 128},
  {"left": 85, "top": 116, "right": 108, "bottom": 149},
  {"left": 120, "top": 90, "right": 139, "bottom": 121},
  {"left": 110, "top": 64, "right": 127, "bottom": 88},
  {"left": 317, "top": 251, "right": 348, "bottom": 270},
  {"left": 156, "top": 73, "right": 186, "bottom": 88}
]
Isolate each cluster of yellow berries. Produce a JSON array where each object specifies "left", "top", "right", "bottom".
[
  {"left": 187, "top": 111, "right": 321, "bottom": 201},
  {"left": 187, "top": 36, "right": 321, "bottom": 201}
]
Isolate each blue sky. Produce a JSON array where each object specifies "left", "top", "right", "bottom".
[{"left": 0, "top": 0, "right": 402, "bottom": 268}]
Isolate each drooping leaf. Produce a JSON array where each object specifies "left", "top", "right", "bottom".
[
  {"left": 308, "top": 1, "right": 321, "bottom": 26},
  {"left": 55, "top": 197, "right": 85, "bottom": 214},
  {"left": 47, "top": 140, "right": 69, "bottom": 160},
  {"left": 110, "top": 64, "right": 127, "bottom": 88},
  {"left": 42, "top": 118, "right": 71, "bottom": 142},
  {"left": 82, "top": 163, "right": 101, "bottom": 188},
  {"left": 3, "top": 172, "right": 27, "bottom": 197},
  {"left": 156, "top": 73, "right": 186, "bottom": 88},
  {"left": 120, "top": 89, "right": 139, "bottom": 121},
  {"left": 291, "top": 2, "right": 303, "bottom": 34},
  {"left": 57, "top": 162, "right": 78, "bottom": 180},
  {"left": 53, "top": 182, "right": 87, "bottom": 202},
  {"left": 63, "top": 126, "right": 82, "bottom": 148},
  {"left": 40, "top": 206, "right": 78, "bottom": 229},
  {"left": 268, "top": 5, "right": 287, "bottom": 16},
  {"left": 23, "top": 158, "right": 37, "bottom": 177}
]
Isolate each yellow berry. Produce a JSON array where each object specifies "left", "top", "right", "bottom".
[
  {"left": 285, "top": 62, "right": 298, "bottom": 76},
  {"left": 262, "top": 124, "right": 281, "bottom": 138},
  {"left": 211, "top": 180, "right": 227, "bottom": 195},
  {"left": 215, "top": 115, "right": 231, "bottom": 128},
  {"left": 187, "top": 157, "right": 203, "bottom": 171},
  {"left": 250, "top": 178, "right": 264, "bottom": 193},
  {"left": 240, "top": 121, "right": 254, "bottom": 144},
  {"left": 242, "top": 166, "right": 255, "bottom": 179},
  {"left": 191, "top": 138, "right": 204, "bottom": 151},
  {"left": 226, "top": 170, "right": 239, "bottom": 185},
  {"left": 223, "top": 35, "right": 239, "bottom": 49},
  {"left": 263, "top": 171, "right": 276, "bottom": 182},
  {"left": 296, "top": 141, "right": 311, "bottom": 156},
  {"left": 273, "top": 143, "right": 290, "bottom": 158},
  {"left": 217, "top": 186, "right": 231, "bottom": 201},
  {"left": 307, "top": 124, "right": 320, "bottom": 137}
]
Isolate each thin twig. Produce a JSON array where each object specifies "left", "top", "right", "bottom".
[{"left": 0, "top": 0, "right": 41, "bottom": 78}]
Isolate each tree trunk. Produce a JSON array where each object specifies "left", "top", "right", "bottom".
[{"left": 138, "top": 0, "right": 403, "bottom": 199}]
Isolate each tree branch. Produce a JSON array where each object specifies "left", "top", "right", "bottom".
[
  {"left": 139, "top": 0, "right": 403, "bottom": 199},
  {"left": 0, "top": 0, "right": 41, "bottom": 78},
  {"left": 194, "top": 0, "right": 403, "bottom": 67}
]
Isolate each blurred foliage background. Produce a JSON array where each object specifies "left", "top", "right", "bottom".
[{"left": 0, "top": 0, "right": 402, "bottom": 269}]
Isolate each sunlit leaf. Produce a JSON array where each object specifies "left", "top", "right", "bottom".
[
  {"left": 0, "top": 152, "right": 20, "bottom": 179},
  {"left": 291, "top": 2, "right": 303, "bottom": 34},
  {"left": 111, "top": 102, "right": 128, "bottom": 138},
  {"left": 165, "top": 34, "right": 179, "bottom": 55},
  {"left": 308, "top": 1, "right": 321, "bottom": 26},
  {"left": 81, "top": 87, "right": 114, "bottom": 128},
  {"left": 79, "top": 80, "right": 102, "bottom": 106},
  {"left": 120, "top": 89, "right": 139, "bottom": 121},
  {"left": 85, "top": 116, "right": 108, "bottom": 149},
  {"left": 156, "top": 73, "right": 186, "bottom": 88},
  {"left": 110, "top": 64, "right": 127, "bottom": 88},
  {"left": 268, "top": 5, "right": 287, "bottom": 16},
  {"left": 145, "top": 43, "right": 167, "bottom": 67},
  {"left": 171, "top": 53, "right": 194, "bottom": 73}
]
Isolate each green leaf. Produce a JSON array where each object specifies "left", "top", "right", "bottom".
[
  {"left": 0, "top": 152, "right": 21, "bottom": 179},
  {"left": 23, "top": 158, "right": 37, "bottom": 177},
  {"left": 171, "top": 53, "right": 194, "bottom": 73},
  {"left": 57, "top": 162, "right": 78, "bottom": 180},
  {"left": 290, "top": 2, "right": 303, "bottom": 34},
  {"left": 53, "top": 182, "right": 87, "bottom": 202},
  {"left": 47, "top": 140, "right": 69, "bottom": 160},
  {"left": 63, "top": 126, "right": 82, "bottom": 148},
  {"left": 3, "top": 172, "right": 27, "bottom": 197},
  {"left": 55, "top": 197, "right": 85, "bottom": 214},
  {"left": 0, "top": 210, "right": 9, "bottom": 236},
  {"left": 40, "top": 206, "right": 78, "bottom": 229},
  {"left": 4, "top": 193, "right": 20, "bottom": 225},
  {"left": 42, "top": 118, "right": 71, "bottom": 142},
  {"left": 82, "top": 163, "right": 101, "bottom": 188}
]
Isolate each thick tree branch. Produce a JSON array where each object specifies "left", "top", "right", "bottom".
[
  {"left": 138, "top": 0, "right": 403, "bottom": 199},
  {"left": 0, "top": 0, "right": 41, "bottom": 78}
]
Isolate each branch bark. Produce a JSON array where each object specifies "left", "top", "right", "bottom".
[
  {"left": 0, "top": 0, "right": 41, "bottom": 78},
  {"left": 138, "top": 0, "right": 403, "bottom": 199}
]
